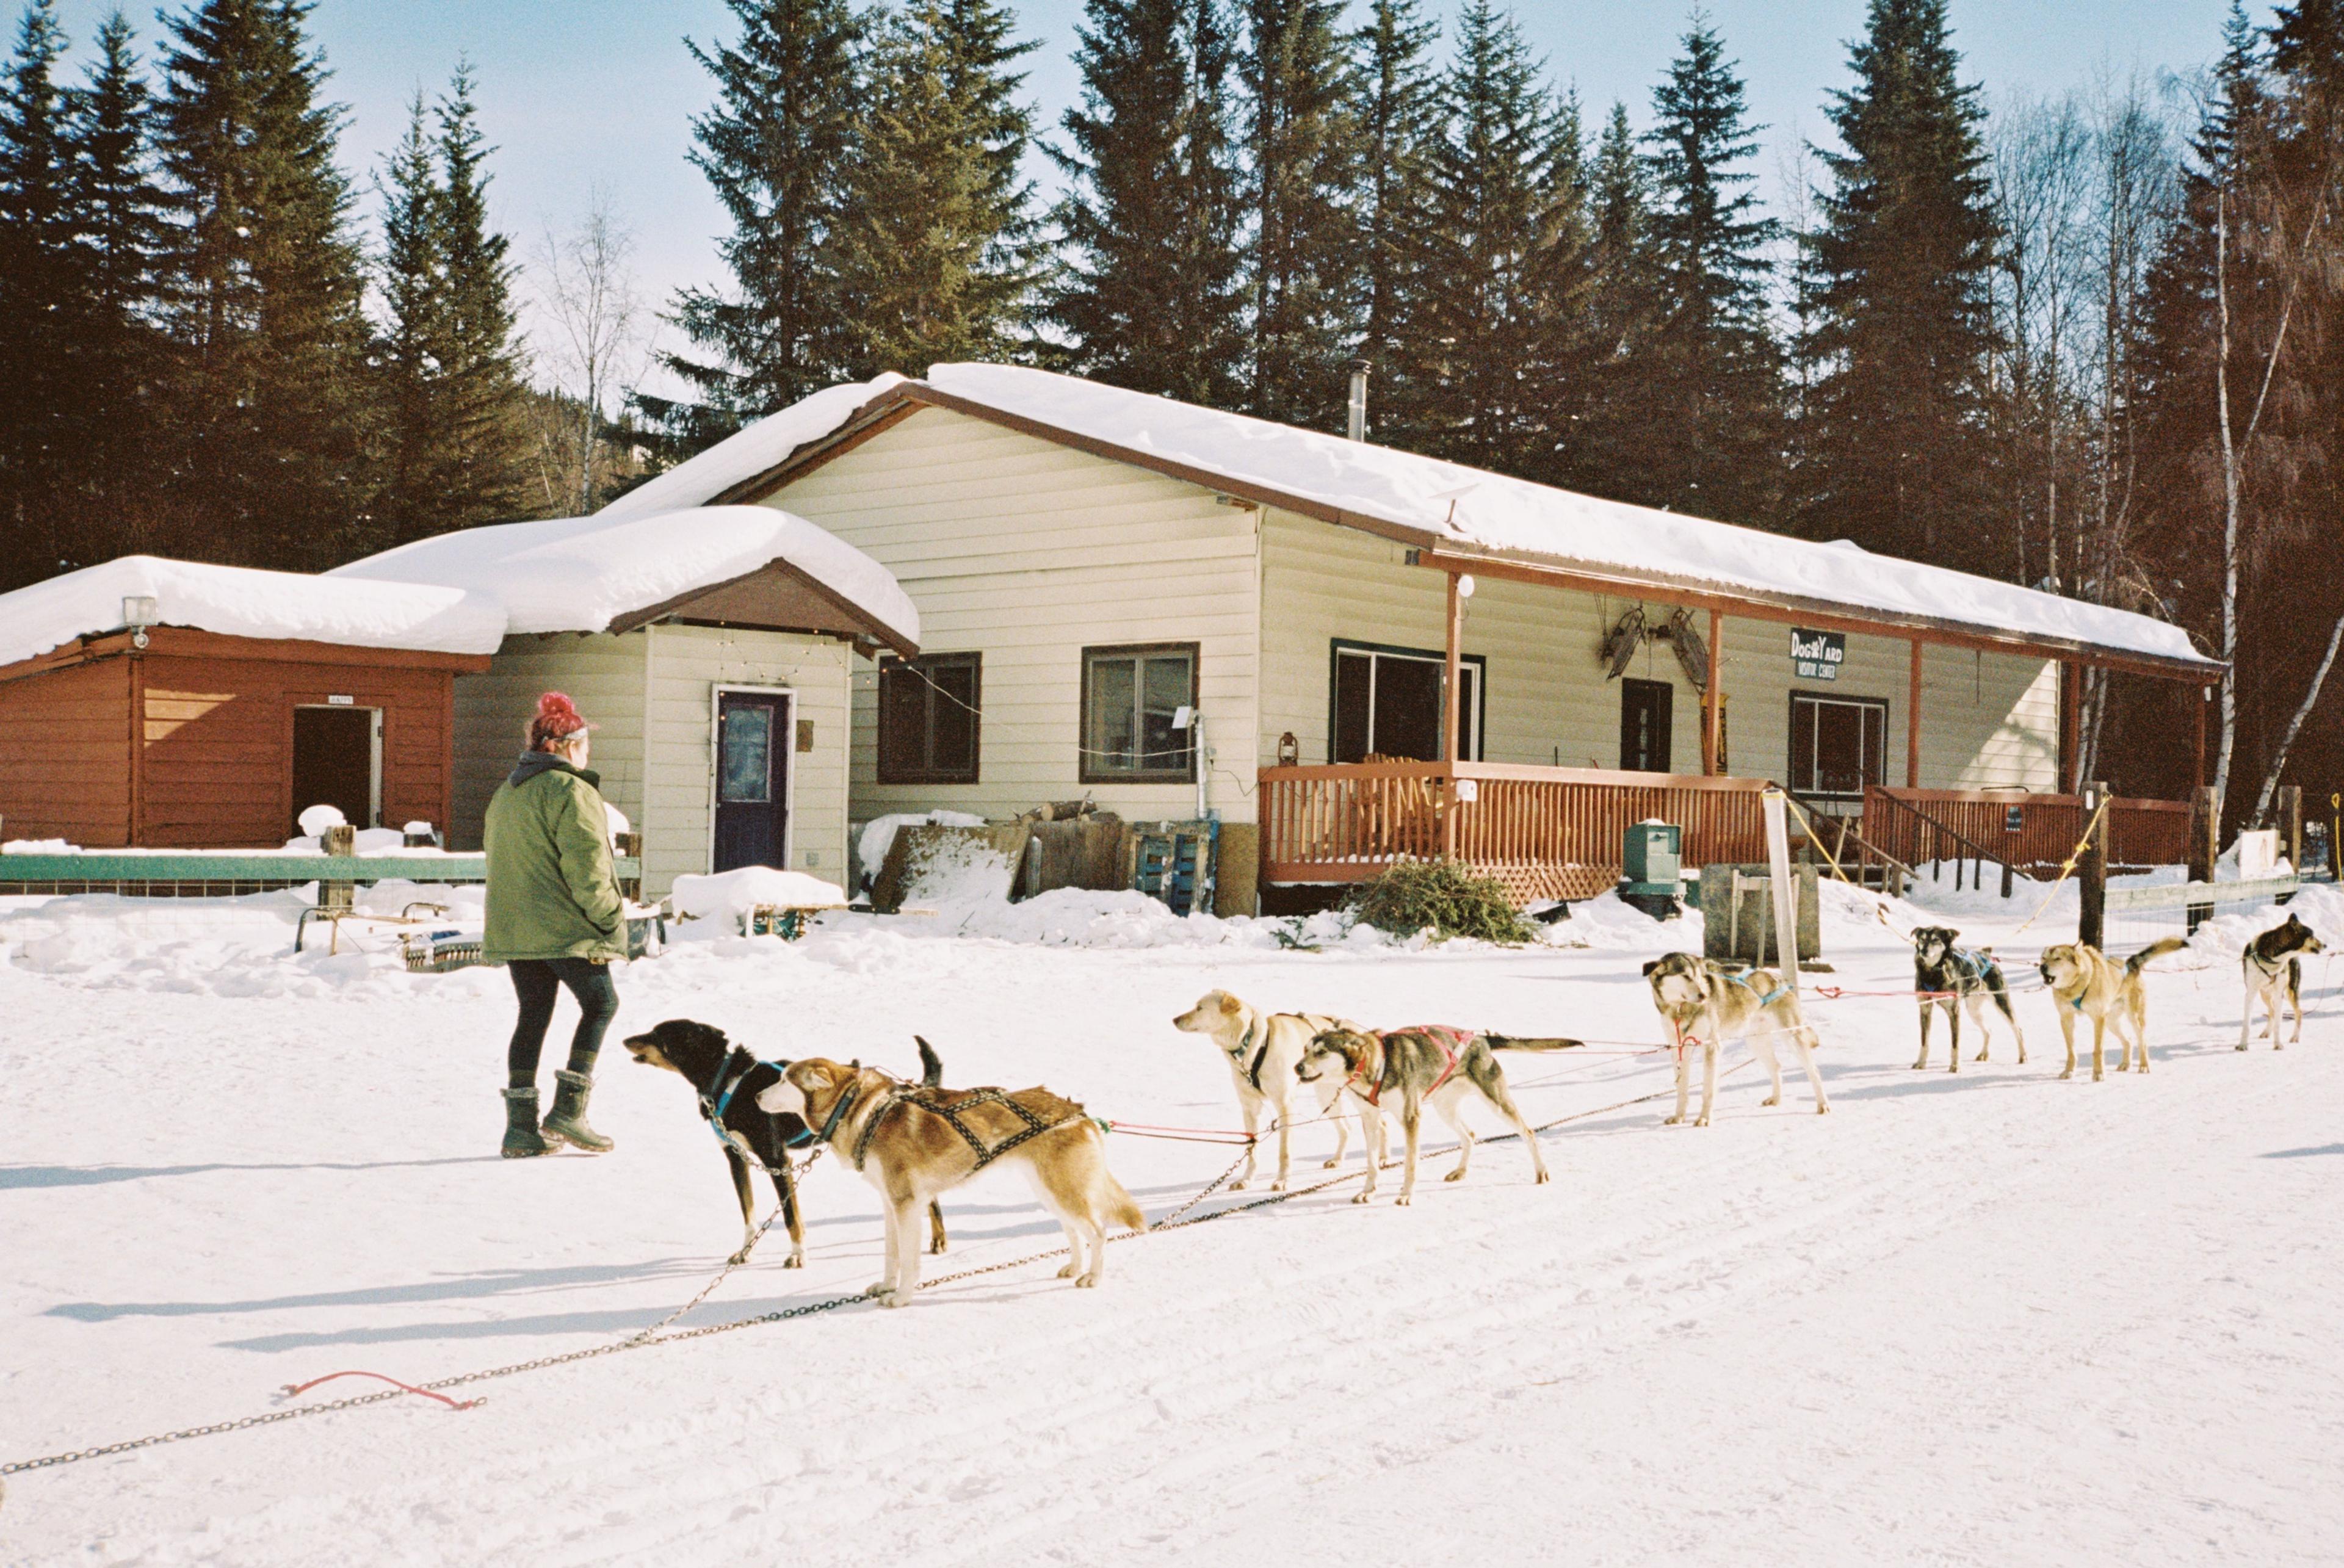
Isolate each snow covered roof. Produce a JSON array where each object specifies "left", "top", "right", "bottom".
[
  {"left": 330, "top": 504, "right": 919, "bottom": 655},
  {"left": 0, "top": 555, "right": 506, "bottom": 670},
  {"left": 635, "top": 363, "right": 2216, "bottom": 675}
]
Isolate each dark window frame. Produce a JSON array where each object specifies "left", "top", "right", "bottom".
[
  {"left": 1326, "top": 638, "right": 1487, "bottom": 763},
  {"left": 1787, "top": 690, "right": 1890, "bottom": 800},
  {"left": 1079, "top": 641, "right": 1200, "bottom": 785},
  {"left": 876, "top": 651, "right": 982, "bottom": 786}
]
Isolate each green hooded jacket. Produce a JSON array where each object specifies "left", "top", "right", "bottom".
[{"left": 482, "top": 752, "right": 626, "bottom": 963}]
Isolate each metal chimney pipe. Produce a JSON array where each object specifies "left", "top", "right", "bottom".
[{"left": 1345, "top": 358, "right": 1372, "bottom": 442}]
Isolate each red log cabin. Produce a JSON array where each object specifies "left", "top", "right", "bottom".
[{"left": 0, "top": 557, "right": 502, "bottom": 848}]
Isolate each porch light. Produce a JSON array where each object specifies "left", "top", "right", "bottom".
[
  {"left": 1456, "top": 574, "right": 1475, "bottom": 598},
  {"left": 122, "top": 593, "right": 157, "bottom": 649}
]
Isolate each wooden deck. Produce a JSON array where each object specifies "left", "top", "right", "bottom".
[
  {"left": 1257, "top": 762, "right": 1773, "bottom": 902},
  {"left": 1859, "top": 787, "right": 2193, "bottom": 875}
]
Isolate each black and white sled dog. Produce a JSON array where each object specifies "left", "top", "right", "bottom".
[
  {"left": 1909, "top": 926, "right": 2027, "bottom": 1072},
  {"left": 1641, "top": 953, "right": 1831, "bottom": 1126},
  {"left": 2239, "top": 912, "right": 2324, "bottom": 1052}
]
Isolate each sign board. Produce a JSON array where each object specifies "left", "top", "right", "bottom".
[
  {"left": 1455, "top": 779, "right": 1479, "bottom": 803},
  {"left": 1789, "top": 629, "right": 1845, "bottom": 681},
  {"left": 2003, "top": 805, "right": 2025, "bottom": 833},
  {"left": 327, "top": 694, "right": 355, "bottom": 706}
]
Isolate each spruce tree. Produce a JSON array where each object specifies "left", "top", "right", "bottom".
[
  {"left": 646, "top": 0, "right": 863, "bottom": 450},
  {"left": 427, "top": 63, "right": 529, "bottom": 530},
  {"left": 373, "top": 92, "right": 443, "bottom": 542},
  {"left": 831, "top": 0, "right": 1042, "bottom": 378},
  {"left": 1569, "top": 101, "right": 1655, "bottom": 495},
  {"left": 62, "top": 10, "right": 168, "bottom": 568},
  {"left": 154, "top": 0, "right": 375, "bottom": 570},
  {"left": 1242, "top": 0, "right": 1359, "bottom": 425},
  {"left": 1399, "top": 0, "right": 1587, "bottom": 474},
  {"left": 1350, "top": 0, "right": 1439, "bottom": 432},
  {"left": 1796, "top": 0, "right": 2000, "bottom": 566},
  {"left": 0, "top": 0, "right": 77, "bottom": 585},
  {"left": 1635, "top": 16, "right": 1783, "bottom": 523},
  {"left": 1049, "top": 0, "right": 1247, "bottom": 406}
]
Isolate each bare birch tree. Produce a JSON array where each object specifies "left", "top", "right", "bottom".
[{"left": 529, "top": 188, "right": 653, "bottom": 514}]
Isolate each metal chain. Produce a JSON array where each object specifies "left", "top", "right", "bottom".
[
  {"left": 619, "top": 1146, "right": 825, "bottom": 1348},
  {"left": 1, "top": 1074, "right": 1704, "bottom": 1497}
]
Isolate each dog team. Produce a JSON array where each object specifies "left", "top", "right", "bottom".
[{"left": 616, "top": 911, "right": 2323, "bottom": 1307}]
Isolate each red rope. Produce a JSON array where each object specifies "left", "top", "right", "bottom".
[{"left": 281, "top": 1371, "right": 479, "bottom": 1412}]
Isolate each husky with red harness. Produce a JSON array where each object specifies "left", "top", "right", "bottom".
[{"left": 1295, "top": 1024, "right": 1577, "bottom": 1205}]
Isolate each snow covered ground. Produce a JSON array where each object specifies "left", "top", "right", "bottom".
[{"left": 3, "top": 878, "right": 2342, "bottom": 1565}]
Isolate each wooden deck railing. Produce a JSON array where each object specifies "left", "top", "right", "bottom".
[
  {"left": 1862, "top": 787, "right": 2196, "bottom": 878},
  {"left": 1258, "top": 762, "right": 1773, "bottom": 903}
]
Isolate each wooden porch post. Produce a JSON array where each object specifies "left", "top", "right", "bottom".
[
  {"left": 2060, "top": 663, "right": 2080, "bottom": 793},
  {"left": 1442, "top": 570, "right": 1464, "bottom": 860},
  {"left": 1442, "top": 571, "right": 1464, "bottom": 764},
  {"left": 2194, "top": 685, "right": 2208, "bottom": 792},
  {"left": 1906, "top": 640, "right": 1923, "bottom": 789},
  {"left": 1703, "top": 609, "right": 1723, "bottom": 775}
]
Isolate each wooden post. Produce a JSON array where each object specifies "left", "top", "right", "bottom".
[
  {"left": 2079, "top": 779, "right": 2109, "bottom": 949},
  {"left": 1441, "top": 571, "right": 1463, "bottom": 861},
  {"left": 2282, "top": 782, "right": 2303, "bottom": 872},
  {"left": 1703, "top": 609, "right": 1723, "bottom": 775},
  {"left": 2193, "top": 685, "right": 2208, "bottom": 792},
  {"left": 2187, "top": 784, "right": 2216, "bottom": 934},
  {"left": 1442, "top": 571, "right": 1463, "bottom": 765},
  {"left": 2060, "top": 663, "right": 2080, "bottom": 793},
  {"left": 1906, "top": 640, "right": 1923, "bottom": 789}
]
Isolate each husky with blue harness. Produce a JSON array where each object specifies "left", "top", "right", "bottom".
[
  {"left": 623, "top": 1019, "right": 950, "bottom": 1268},
  {"left": 1909, "top": 927, "right": 2027, "bottom": 1072},
  {"left": 1641, "top": 953, "right": 1832, "bottom": 1127}
]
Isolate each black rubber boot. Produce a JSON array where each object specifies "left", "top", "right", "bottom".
[
  {"left": 502, "top": 1087, "right": 557, "bottom": 1158},
  {"left": 541, "top": 1068, "right": 613, "bottom": 1153}
]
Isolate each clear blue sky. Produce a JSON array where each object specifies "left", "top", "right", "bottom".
[{"left": 38, "top": 0, "right": 2244, "bottom": 363}]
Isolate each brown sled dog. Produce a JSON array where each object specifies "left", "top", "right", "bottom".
[
  {"left": 759, "top": 1058, "right": 1145, "bottom": 1307},
  {"left": 2037, "top": 938, "right": 2188, "bottom": 1081}
]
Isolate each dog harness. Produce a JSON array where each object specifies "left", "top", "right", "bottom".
[
  {"left": 1222, "top": 1016, "right": 1277, "bottom": 1092},
  {"left": 698, "top": 1048, "right": 814, "bottom": 1169},
  {"left": 1729, "top": 972, "right": 1791, "bottom": 1009},
  {"left": 1342, "top": 1026, "right": 1470, "bottom": 1107},
  {"left": 845, "top": 1084, "right": 1083, "bottom": 1173}
]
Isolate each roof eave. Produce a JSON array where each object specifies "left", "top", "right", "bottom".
[{"left": 722, "top": 381, "right": 2219, "bottom": 683}]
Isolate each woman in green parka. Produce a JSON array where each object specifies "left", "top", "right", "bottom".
[{"left": 484, "top": 692, "right": 626, "bottom": 1158}]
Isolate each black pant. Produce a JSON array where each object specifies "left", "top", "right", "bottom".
[{"left": 507, "top": 958, "right": 620, "bottom": 1083}]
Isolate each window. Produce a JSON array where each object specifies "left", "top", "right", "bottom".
[
  {"left": 1330, "top": 641, "right": 1483, "bottom": 762},
  {"left": 1789, "top": 693, "right": 1889, "bottom": 798},
  {"left": 1619, "top": 678, "right": 1673, "bottom": 773},
  {"left": 1081, "top": 643, "right": 1197, "bottom": 782},
  {"left": 877, "top": 652, "right": 980, "bottom": 784}
]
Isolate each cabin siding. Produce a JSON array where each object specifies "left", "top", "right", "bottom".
[
  {"left": 769, "top": 405, "right": 1261, "bottom": 827},
  {"left": 0, "top": 655, "right": 132, "bottom": 844},
  {"left": 639, "top": 623, "right": 852, "bottom": 897},
  {"left": 450, "top": 633, "right": 649, "bottom": 853},
  {"left": 449, "top": 626, "right": 853, "bottom": 898},
  {"left": 1257, "top": 510, "right": 2057, "bottom": 791}
]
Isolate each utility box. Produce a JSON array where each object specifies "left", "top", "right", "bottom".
[
  {"left": 1619, "top": 820, "right": 1684, "bottom": 919},
  {"left": 1703, "top": 864, "right": 1821, "bottom": 965}
]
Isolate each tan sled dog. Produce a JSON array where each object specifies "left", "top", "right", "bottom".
[
  {"left": 1641, "top": 953, "right": 1831, "bottom": 1126},
  {"left": 1295, "top": 1025, "right": 1563, "bottom": 1205},
  {"left": 2038, "top": 938, "right": 2187, "bottom": 1080},
  {"left": 759, "top": 1057, "right": 1144, "bottom": 1306},
  {"left": 1172, "top": 991, "right": 1381, "bottom": 1190}
]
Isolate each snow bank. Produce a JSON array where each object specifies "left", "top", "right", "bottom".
[
  {"left": 593, "top": 373, "right": 910, "bottom": 521},
  {"left": 921, "top": 364, "right": 2213, "bottom": 668},
  {"left": 333, "top": 504, "right": 918, "bottom": 654},
  {"left": 0, "top": 554, "right": 505, "bottom": 668},
  {"left": 670, "top": 867, "right": 848, "bottom": 927}
]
